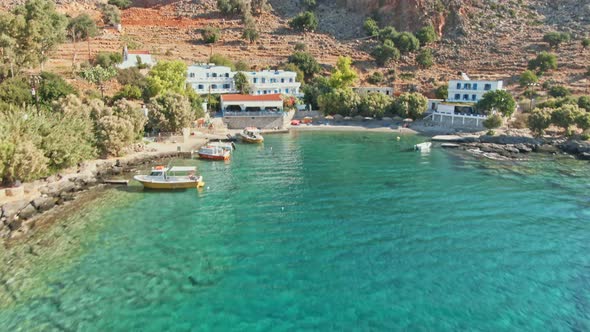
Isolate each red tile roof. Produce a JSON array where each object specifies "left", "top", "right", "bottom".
[
  {"left": 221, "top": 94, "right": 283, "bottom": 102},
  {"left": 128, "top": 50, "right": 151, "bottom": 55}
]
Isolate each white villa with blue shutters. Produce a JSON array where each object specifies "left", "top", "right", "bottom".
[{"left": 447, "top": 79, "right": 503, "bottom": 103}]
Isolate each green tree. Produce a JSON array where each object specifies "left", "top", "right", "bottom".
[
  {"left": 527, "top": 108, "right": 552, "bottom": 136},
  {"left": 233, "top": 72, "right": 250, "bottom": 94},
  {"left": 519, "top": 70, "right": 538, "bottom": 87},
  {"left": 551, "top": 104, "right": 582, "bottom": 134},
  {"left": 393, "top": 92, "right": 428, "bottom": 119},
  {"left": 371, "top": 39, "right": 400, "bottom": 66},
  {"left": 145, "top": 60, "right": 188, "bottom": 98},
  {"left": 328, "top": 56, "right": 357, "bottom": 89},
  {"left": 38, "top": 72, "right": 77, "bottom": 107},
  {"left": 528, "top": 52, "right": 558, "bottom": 74},
  {"left": 483, "top": 113, "right": 503, "bottom": 130},
  {"left": 476, "top": 90, "right": 517, "bottom": 117},
  {"left": 217, "top": 0, "right": 247, "bottom": 15},
  {"left": 94, "top": 52, "right": 123, "bottom": 68},
  {"left": 394, "top": 32, "right": 420, "bottom": 53},
  {"left": 317, "top": 88, "right": 360, "bottom": 116},
  {"left": 112, "top": 99, "right": 146, "bottom": 139},
  {"left": 358, "top": 92, "right": 393, "bottom": 118},
  {"left": 543, "top": 32, "right": 570, "bottom": 49},
  {"left": 302, "top": 0, "right": 317, "bottom": 9},
  {"left": 113, "top": 84, "right": 142, "bottom": 101},
  {"left": 582, "top": 38, "right": 590, "bottom": 49},
  {"left": 116, "top": 67, "right": 147, "bottom": 91},
  {"left": 95, "top": 115, "right": 134, "bottom": 157},
  {"left": 378, "top": 26, "right": 398, "bottom": 42},
  {"left": 416, "top": 24, "right": 437, "bottom": 45},
  {"left": 435, "top": 84, "right": 448, "bottom": 99},
  {"left": 302, "top": 76, "right": 331, "bottom": 109},
  {"left": 202, "top": 26, "right": 221, "bottom": 44},
  {"left": 251, "top": 0, "right": 268, "bottom": 15},
  {"left": 416, "top": 48, "right": 434, "bottom": 68},
  {"left": 0, "top": 76, "right": 33, "bottom": 106},
  {"left": 242, "top": 23, "right": 259, "bottom": 43},
  {"left": 108, "top": 0, "right": 132, "bottom": 9},
  {"left": 100, "top": 3, "right": 121, "bottom": 26},
  {"left": 288, "top": 51, "right": 321, "bottom": 79},
  {"left": 363, "top": 18, "right": 379, "bottom": 37},
  {"left": 209, "top": 53, "right": 236, "bottom": 70},
  {"left": 289, "top": 11, "right": 318, "bottom": 32},
  {"left": 67, "top": 14, "right": 99, "bottom": 68},
  {"left": 578, "top": 96, "right": 590, "bottom": 111},
  {"left": 548, "top": 85, "right": 571, "bottom": 98},
  {"left": 367, "top": 71, "right": 384, "bottom": 85},
  {"left": 79, "top": 65, "right": 117, "bottom": 98},
  {"left": 147, "top": 93, "right": 194, "bottom": 133},
  {"left": 576, "top": 111, "right": 590, "bottom": 131}
]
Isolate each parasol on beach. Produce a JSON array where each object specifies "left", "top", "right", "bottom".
[
  {"left": 403, "top": 118, "right": 414, "bottom": 122},
  {"left": 324, "top": 115, "right": 334, "bottom": 120}
]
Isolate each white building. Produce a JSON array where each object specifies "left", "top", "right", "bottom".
[
  {"left": 220, "top": 94, "right": 283, "bottom": 113},
  {"left": 447, "top": 78, "right": 503, "bottom": 103},
  {"left": 353, "top": 86, "right": 394, "bottom": 96},
  {"left": 244, "top": 70, "right": 301, "bottom": 96},
  {"left": 186, "top": 64, "right": 236, "bottom": 95},
  {"left": 118, "top": 46, "right": 155, "bottom": 69}
]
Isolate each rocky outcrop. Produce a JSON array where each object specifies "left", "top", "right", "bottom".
[{"left": 559, "top": 140, "right": 590, "bottom": 156}]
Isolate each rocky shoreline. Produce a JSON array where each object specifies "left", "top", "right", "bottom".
[
  {"left": 439, "top": 134, "right": 590, "bottom": 161},
  {"left": 0, "top": 151, "right": 191, "bottom": 242}
]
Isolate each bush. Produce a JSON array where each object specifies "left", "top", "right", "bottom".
[
  {"left": 416, "top": 49, "right": 434, "bottom": 68},
  {"left": 435, "top": 84, "right": 448, "bottom": 99},
  {"left": 289, "top": 11, "right": 318, "bottom": 32},
  {"left": 95, "top": 115, "right": 134, "bottom": 157},
  {"left": 108, "top": 0, "right": 131, "bottom": 9},
  {"left": 217, "top": 0, "right": 248, "bottom": 15},
  {"left": 116, "top": 68, "right": 147, "bottom": 88},
  {"left": 483, "top": 113, "right": 503, "bottom": 130},
  {"left": 113, "top": 85, "right": 142, "bottom": 101},
  {"left": 317, "top": 88, "right": 360, "bottom": 116},
  {"left": 367, "top": 71, "right": 384, "bottom": 85},
  {"left": 576, "top": 112, "right": 590, "bottom": 131},
  {"left": 416, "top": 24, "right": 437, "bottom": 45},
  {"left": 358, "top": 92, "right": 393, "bottom": 118},
  {"left": 378, "top": 26, "right": 398, "bottom": 42},
  {"left": 528, "top": 52, "right": 558, "bottom": 74},
  {"left": 519, "top": 70, "right": 538, "bottom": 87},
  {"left": 582, "top": 38, "right": 590, "bottom": 49},
  {"left": 394, "top": 32, "right": 420, "bottom": 53},
  {"left": 393, "top": 92, "right": 428, "bottom": 119},
  {"left": 302, "top": 76, "right": 331, "bottom": 109},
  {"left": 551, "top": 104, "right": 582, "bottom": 133},
  {"left": 363, "top": 18, "right": 379, "bottom": 37},
  {"left": 288, "top": 51, "right": 321, "bottom": 79},
  {"left": 294, "top": 42, "right": 306, "bottom": 51},
  {"left": 202, "top": 26, "right": 221, "bottom": 44},
  {"left": 209, "top": 54, "right": 236, "bottom": 71},
  {"left": 147, "top": 93, "right": 194, "bottom": 133},
  {"left": 94, "top": 52, "right": 123, "bottom": 68},
  {"left": 235, "top": 60, "right": 250, "bottom": 71},
  {"left": 242, "top": 24, "right": 259, "bottom": 43},
  {"left": 543, "top": 32, "right": 570, "bottom": 49},
  {"left": 0, "top": 76, "right": 33, "bottom": 107},
  {"left": 548, "top": 85, "right": 571, "bottom": 98},
  {"left": 527, "top": 108, "right": 552, "bottom": 136},
  {"left": 578, "top": 96, "right": 590, "bottom": 111},
  {"left": 302, "top": 0, "right": 317, "bottom": 9},
  {"left": 100, "top": 4, "right": 121, "bottom": 26},
  {"left": 371, "top": 40, "right": 400, "bottom": 66},
  {"left": 38, "top": 72, "right": 77, "bottom": 107},
  {"left": 476, "top": 90, "right": 517, "bottom": 117}
]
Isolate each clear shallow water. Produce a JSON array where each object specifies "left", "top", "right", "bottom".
[{"left": 2, "top": 131, "right": 590, "bottom": 331}]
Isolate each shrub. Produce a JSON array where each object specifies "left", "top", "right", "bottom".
[
  {"left": 288, "top": 51, "right": 321, "bottom": 79},
  {"left": 209, "top": 53, "right": 236, "bottom": 71},
  {"left": 416, "top": 24, "right": 437, "bottom": 44},
  {"left": 108, "top": 0, "right": 131, "bottom": 9},
  {"left": 217, "top": 0, "right": 247, "bottom": 15},
  {"left": 435, "top": 84, "right": 448, "bottom": 99},
  {"left": 235, "top": 60, "right": 250, "bottom": 71},
  {"left": 551, "top": 104, "right": 582, "bottom": 133},
  {"left": 94, "top": 52, "right": 123, "bottom": 68},
  {"left": 116, "top": 68, "right": 147, "bottom": 88},
  {"left": 363, "top": 18, "right": 379, "bottom": 37},
  {"left": 394, "top": 32, "right": 420, "bottom": 53},
  {"left": 519, "top": 70, "right": 538, "bottom": 87},
  {"left": 317, "top": 88, "right": 360, "bottom": 116},
  {"left": 0, "top": 76, "right": 33, "bottom": 107},
  {"left": 294, "top": 42, "right": 306, "bottom": 51},
  {"left": 576, "top": 112, "right": 590, "bottom": 131},
  {"left": 548, "top": 85, "right": 571, "bottom": 98},
  {"left": 38, "top": 72, "right": 77, "bottom": 107},
  {"left": 302, "top": 76, "right": 331, "bottom": 109},
  {"left": 582, "top": 38, "right": 590, "bottom": 49},
  {"left": 289, "top": 11, "right": 318, "bottom": 32},
  {"left": 95, "top": 115, "right": 134, "bottom": 157},
  {"left": 543, "top": 32, "right": 570, "bottom": 49},
  {"left": 367, "top": 71, "right": 384, "bottom": 85},
  {"left": 483, "top": 113, "right": 503, "bottom": 130},
  {"left": 242, "top": 24, "right": 259, "bottom": 43},
  {"left": 578, "top": 96, "right": 590, "bottom": 111},
  {"left": 528, "top": 52, "right": 558, "bottom": 74},
  {"left": 147, "top": 93, "right": 194, "bottom": 133},
  {"left": 358, "top": 92, "right": 393, "bottom": 118},
  {"left": 393, "top": 92, "right": 428, "bottom": 119},
  {"left": 202, "top": 26, "right": 221, "bottom": 44},
  {"left": 302, "top": 0, "right": 317, "bottom": 9},
  {"left": 113, "top": 85, "right": 142, "bottom": 101},
  {"left": 100, "top": 4, "right": 121, "bottom": 26},
  {"left": 371, "top": 40, "right": 400, "bottom": 66},
  {"left": 378, "top": 26, "right": 398, "bottom": 42},
  {"left": 527, "top": 108, "right": 552, "bottom": 135},
  {"left": 476, "top": 90, "right": 517, "bottom": 117},
  {"left": 416, "top": 49, "right": 434, "bottom": 68}
]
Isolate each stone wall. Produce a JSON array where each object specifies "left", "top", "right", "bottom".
[
  {"left": 223, "top": 110, "right": 295, "bottom": 129},
  {"left": 430, "top": 113, "right": 484, "bottom": 129}
]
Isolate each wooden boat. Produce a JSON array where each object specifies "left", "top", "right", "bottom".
[
  {"left": 208, "top": 141, "right": 236, "bottom": 151},
  {"left": 238, "top": 127, "right": 264, "bottom": 143},
  {"left": 414, "top": 142, "right": 432, "bottom": 151},
  {"left": 198, "top": 145, "right": 231, "bottom": 161},
  {"left": 134, "top": 166, "right": 205, "bottom": 189}
]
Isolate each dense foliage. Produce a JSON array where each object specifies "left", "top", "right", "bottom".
[
  {"left": 288, "top": 51, "right": 321, "bottom": 79},
  {"left": 202, "top": 26, "right": 221, "bottom": 44},
  {"left": 528, "top": 52, "right": 558, "bottom": 74},
  {"left": 543, "top": 32, "right": 570, "bottom": 49},
  {"left": 416, "top": 49, "right": 434, "bottom": 68},
  {"left": 147, "top": 93, "right": 194, "bottom": 133},
  {"left": 483, "top": 114, "right": 503, "bottom": 130},
  {"left": 476, "top": 90, "right": 517, "bottom": 117},
  {"left": 328, "top": 56, "right": 357, "bottom": 89},
  {"left": 209, "top": 54, "right": 236, "bottom": 71},
  {"left": 358, "top": 92, "right": 393, "bottom": 118},
  {"left": 371, "top": 40, "right": 400, "bottom": 66},
  {"left": 416, "top": 25, "right": 437, "bottom": 45},
  {"left": 392, "top": 92, "right": 428, "bottom": 119},
  {"left": 519, "top": 70, "right": 538, "bottom": 87},
  {"left": 289, "top": 11, "right": 318, "bottom": 32}
]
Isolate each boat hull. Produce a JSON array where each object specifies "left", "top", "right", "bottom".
[
  {"left": 134, "top": 176, "right": 205, "bottom": 189},
  {"left": 198, "top": 153, "right": 230, "bottom": 161},
  {"left": 239, "top": 134, "right": 264, "bottom": 143}
]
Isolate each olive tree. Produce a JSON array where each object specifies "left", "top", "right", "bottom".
[
  {"left": 358, "top": 92, "right": 393, "bottom": 118},
  {"left": 527, "top": 108, "right": 552, "bottom": 136},
  {"left": 393, "top": 92, "right": 428, "bottom": 119},
  {"left": 317, "top": 88, "right": 360, "bottom": 116},
  {"left": 147, "top": 93, "right": 194, "bottom": 133},
  {"left": 476, "top": 90, "right": 516, "bottom": 117},
  {"left": 551, "top": 104, "right": 582, "bottom": 134}
]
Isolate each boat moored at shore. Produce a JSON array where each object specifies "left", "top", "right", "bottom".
[
  {"left": 238, "top": 127, "right": 264, "bottom": 143},
  {"left": 134, "top": 166, "right": 205, "bottom": 189},
  {"left": 197, "top": 145, "right": 231, "bottom": 161}
]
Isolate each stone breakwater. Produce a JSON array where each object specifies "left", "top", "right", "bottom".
[
  {"left": 0, "top": 151, "right": 189, "bottom": 241},
  {"left": 438, "top": 135, "right": 590, "bottom": 161}
]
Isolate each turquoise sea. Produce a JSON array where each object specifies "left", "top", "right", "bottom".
[{"left": 2, "top": 131, "right": 590, "bottom": 331}]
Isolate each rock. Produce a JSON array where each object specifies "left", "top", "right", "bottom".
[
  {"left": 559, "top": 140, "right": 590, "bottom": 155},
  {"left": 18, "top": 204, "right": 38, "bottom": 220},
  {"left": 8, "top": 218, "right": 22, "bottom": 231},
  {"left": 32, "top": 196, "right": 57, "bottom": 212},
  {"left": 480, "top": 135, "right": 541, "bottom": 145},
  {"left": 1, "top": 200, "right": 30, "bottom": 221},
  {"left": 579, "top": 152, "right": 590, "bottom": 160},
  {"left": 59, "top": 192, "right": 76, "bottom": 202},
  {"left": 514, "top": 143, "right": 533, "bottom": 153}
]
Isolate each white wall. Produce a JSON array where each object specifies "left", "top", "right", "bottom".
[
  {"left": 220, "top": 100, "right": 283, "bottom": 111},
  {"left": 447, "top": 80, "right": 503, "bottom": 103},
  {"left": 187, "top": 65, "right": 235, "bottom": 95}
]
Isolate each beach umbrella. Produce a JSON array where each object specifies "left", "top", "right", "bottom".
[
  {"left": 325, "top": 115, "right": 334, "bottom": 120},
  {"left": 403, "top": 118, "right": 414, "bottom": 122},
  {"left": 363, "top": 117, "right": 373, "bottom": 121},
  {"left": 343, "top": 116, "right": 352, "bottom": 120}
]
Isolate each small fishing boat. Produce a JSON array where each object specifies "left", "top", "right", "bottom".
[
  {"left": 414, "top": 142, "right": 432, "bottom": 151},
  {"left": 238, "top": 127, "right": 264, "bottom": 143},
  {"left": 134, "top": 166, "right": 204, "bottom": 189},
  {"left": 208, "top": 141, "right": 236, "bottom": 151},
  {"left": 198, "top": 145, "right": 231, "bottom": 161}
]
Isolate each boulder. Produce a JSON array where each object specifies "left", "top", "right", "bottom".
[
  {"left": 18, "top": 204, "right": 37, "bottom": 220},
  {"left": 559, "top": 140, "right": 590, "bottom": 155},
  {"left": 480, "top": 135, "right": 541, "bottom": 145},
  {"left": 59, "top": 192, "right": 76, "bottom": 202},
  {"left": 32, "top": 196, "right": 57, "bottom": 212},
  {"left": 1, "top": 200, "right": 30, "bottom": 221},
  {"left": 514, "top": 143, "right": 533, "bottom": 153},
  {"left": 8, "top": 218, "right": 22, "bottom": 231},
  {"left": 579, "top": 152, "right": 590, "bottom": 160}
]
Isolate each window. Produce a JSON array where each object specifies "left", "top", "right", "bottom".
[
  {"left": 471, "top": 95, "right": 476, "bottom": 101},
  {"left": 263, "top": 90, "right": 267, "bottom": 94},
  {"left": 225, "top": 73, "right": 230, "bottom": 78},
  {"left": 253, "top": 78, "right": 258, "bottom": 83},
  {"left": 281, "top": 78, "right": 285, "bottom": 83},
  {"left": 197, "top": 84, "right": 204, "bottom": 90},
  {"left": 262, "top": 78, "right": 266, "bottom": 83},
  {"left": 274, "top": 90, "right": 278, "bottom": 94},
  {"left": 223, "top": 84, "right": 230, "bottom": 89},
  {"left": 456, "top": 83, "right": 461, "bottom": 89},
  {"left": 386, "top": 90, "right": 390, "bottom": 95},
  {"left": 189, "top": 73, "right": 195, "bottom": 78},
  {"left": 463, "top": 94, "right": 469, "bottom": 100},
  {"left": 454, "top": 94, "right": 460, "bottom": 100},
  {"left": 484, "top": 84, "right": 492, "bottom": 90},
  {"left": 206, "top": 73, "right": 210, "bottom": 78},
  {"left": 212, "top": 73, "right": 217, "bottom": 78},
  {"left": 285, "top": 89, "right": 289, "bottom": 94},
  {"left": 464, "top": 83, "right": 471, "bottom": 90},
  {"left": 211, "top": 84, "right": 218, "bottom": 89},
  {"left": 289, "top": 78, "right": 293, "bottom": 83},
  {"left": 473, "top": 83, "right": 478, "bottom": 90}
]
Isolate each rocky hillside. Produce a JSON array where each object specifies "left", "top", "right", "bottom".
[{"left": 2, "top": 0, "right": 589, "bottom": 96}]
